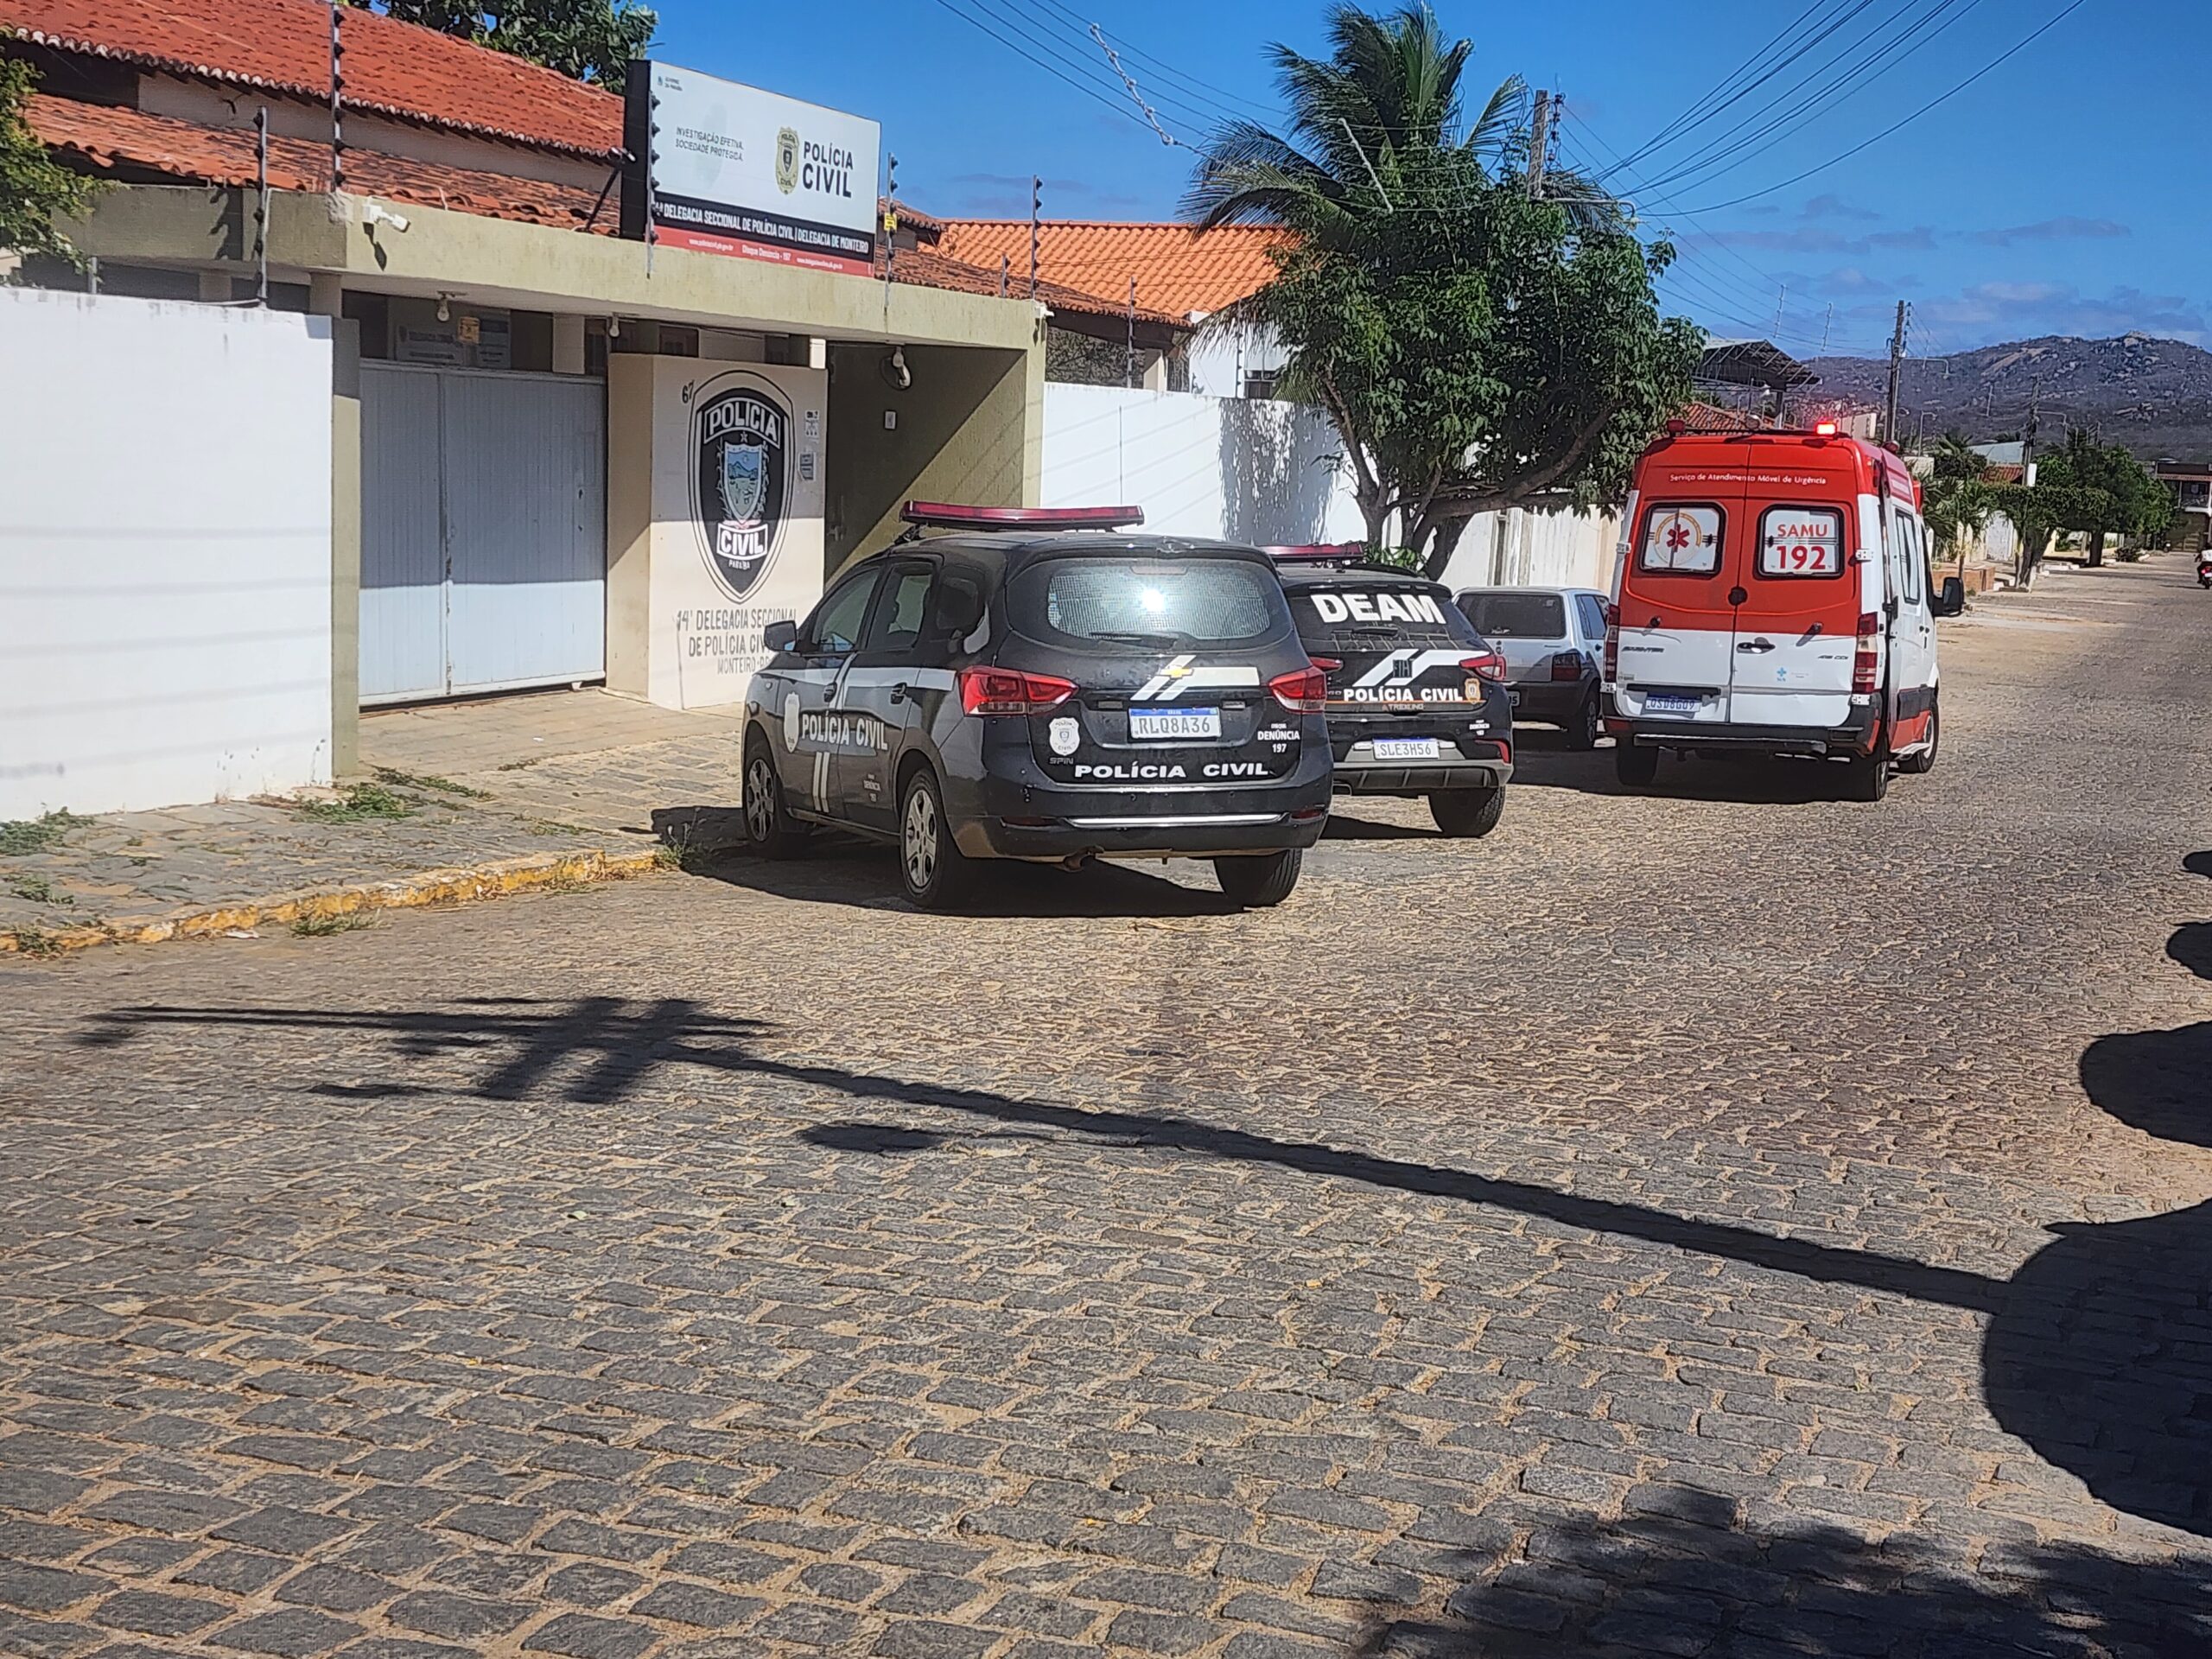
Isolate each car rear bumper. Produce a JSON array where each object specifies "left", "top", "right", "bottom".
[
  {"left": 1332, "top": 735, "right": 1512, "bottom": 794},
  {"left": 1606, "top": 707, "right": 1878, "bottom": 758},
  {"left": 1507, "top": 679, "right": 1593, "bottom": 721},
  {"left": 951, "top": 747, "right": 1334, "bottom": 860}
]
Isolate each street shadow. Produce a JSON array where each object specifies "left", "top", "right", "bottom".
[
  {"left": 1372, "top": 1503, "right": 2210, "bottom": 1656},
  {"left": 1979, "top": 851, "right": 2212, "bottom": 1541},
  {"left": 2167, "top": 920, "right": 2212, "bottom": 980},
  {"left": 684, "top": 844, "right": 1243, "bottom": 918},
  {"left": 73, "top": 996, "right": 2001, "bottom": 1314},
  {"left": 1322, "top": 808, "right": 1439, "bottom": 841},
  {"left": 1511, "top": 747, "right": 1866, "bottom": 805},
  {"left": 651, "top": 804, "right": 750, "bottom": 851}
]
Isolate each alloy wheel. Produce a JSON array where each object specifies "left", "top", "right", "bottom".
[{"left": 903, "top": 785, "right": 939, "bottom": 892}]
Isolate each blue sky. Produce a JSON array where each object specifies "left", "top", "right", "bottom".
[{"left": 645, "top": 0, "right": 2204, "bottom": 359}]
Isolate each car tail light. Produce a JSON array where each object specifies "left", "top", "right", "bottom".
[
  {"left": 1268, "top": 666, "right": 1329, "bottom": 712},
  {"left": 958, "top": 666, "right": 1076, "bottom": 715},
  {"left": 1463, "top": 651, "right": 1507, "bottom": 684},
  {"left": 1549, "top": 650, "right": 1583, "bottom": 682},
  {"left": 1307, "top": 656, "right": 1342, "bottom": 673},
  {"left": 1851, "top": 611, "right": 1882, "bottom": 695}
]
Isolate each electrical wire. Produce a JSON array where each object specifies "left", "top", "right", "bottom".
[{"left": 1671, "top": 0, "right": 2089, "bottom": 213}]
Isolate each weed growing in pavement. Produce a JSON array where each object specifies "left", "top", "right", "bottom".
[
  {"left": 296, "top": 784, "right": 413, "bottom": 823},
  {"left": 496, "top": 756, "right": 545, "bottom": 772},
  {"left": 372, "top": 766, "right": 488, "bottom": 798},
  {"left": 5, "top": 874, "right": 73, "bottom": 907},
  {"left": 0, "top": 810, "right": 87, "bottom": 856},
  {"left": 291, "top": 911, "right": 377, "bottom": 938},
  {"left": 656, "top": 834, "right": 727, "bottom": 874},
  {"left": 6, "top": 926, "right": 64, "bottom": 959},
  {"left": 528, "top": 820, "right": 591, "bottom": 836}
]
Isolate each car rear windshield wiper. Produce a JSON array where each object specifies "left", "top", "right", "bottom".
[{"left": 1089, "top": 631, "right": 1183, "bottom": 648}]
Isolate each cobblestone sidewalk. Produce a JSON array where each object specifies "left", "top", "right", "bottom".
[{"left": 0, "top": 692, "right": 748, "bottom": 953}]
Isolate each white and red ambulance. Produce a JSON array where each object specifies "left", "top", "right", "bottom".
[{"left": 1604, "top": 423, "right": 1964, "bottom": 800}]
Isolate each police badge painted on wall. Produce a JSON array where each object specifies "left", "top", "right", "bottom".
[{"left": 690, "top": 372, "right": 791, "bottom": 601}]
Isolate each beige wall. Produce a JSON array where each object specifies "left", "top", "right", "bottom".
[
  {"left": 607, "top": 356, "right": 829, "bottom": 709},
  {"left": 826, "top": 339, "right": 1043, "bottom": 570}
]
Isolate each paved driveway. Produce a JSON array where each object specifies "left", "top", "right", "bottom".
[{"left": 3, "top": 563, "right": 2209, "bottom": 1658}]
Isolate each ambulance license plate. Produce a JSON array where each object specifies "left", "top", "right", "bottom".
[
  {"left": 1129, "top": 707, "right": 1220, "bottom": 741},
  {"left": 1645, "top": 693, "right": 1701, "bottom": 716},
  {"left": 1373, "top": 736, "right": 1440, "bottom": 760}
]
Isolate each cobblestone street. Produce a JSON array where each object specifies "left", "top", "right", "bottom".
[{"left": 3, "top": 563, "right": 2209, "bottom": 1657}]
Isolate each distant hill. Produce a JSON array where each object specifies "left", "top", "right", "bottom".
[{"left": 1802, "top": 334, "right": 2212, "bottom": 462}]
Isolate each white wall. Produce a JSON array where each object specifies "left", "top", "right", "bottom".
[
  {"left": 1185, "top": 321, "right": 1289, "bottom": 399},
  {"left": 1042, "top": 383, "right": 1363, "bottom": 546},
  {"left": 1436, "top": 505, "right": 1619, "bottom": 593},
  {"left": 0, "top": 290, "right": 334, "bottom": 817},
  {"left": 1042, "top": 381, "right": 1618, "bottom": 588}
]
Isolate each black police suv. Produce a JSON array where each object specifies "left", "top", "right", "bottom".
[
  {"left": 742, "top": 505, "right": 1334, "bottom": 911},
  {"left": 1273, "top": 554, "right": 1514, "bottom": 836}
]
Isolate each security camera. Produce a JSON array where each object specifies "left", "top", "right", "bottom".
[
  {"left": 881, "top": 346, "right": 911, "bottom": 391},
  {"left": 363, "top": 200, "right": 410, "bottom": 232}
]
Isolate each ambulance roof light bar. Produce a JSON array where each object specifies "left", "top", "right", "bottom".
[
  {"left": 1814, "top": 420, "right": 1839, "bottom": 436},
  {"left": 899, "top": 501, "right": 1144, "bottom": 532}
]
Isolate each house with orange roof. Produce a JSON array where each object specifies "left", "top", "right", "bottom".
[
  {"left": 0, "top": 0, "right": 1136, "bottom": 761},
  {"left": 939, "top": 219, "right": 1291, "bottom": 398}
]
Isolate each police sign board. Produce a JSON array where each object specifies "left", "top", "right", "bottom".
[{"left": 623, "top": 61, "right": 879, "bottom": 277}]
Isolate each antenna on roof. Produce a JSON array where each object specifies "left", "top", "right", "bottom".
[{"left": 1029, "top": 176, "right": 1041, "bottom": 299}]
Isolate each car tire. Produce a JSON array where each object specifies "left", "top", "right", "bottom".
[
  {"left": 742, "top": 736, "right": 811, "bottom": 859},
  {"left": 1567, "top": 690, "right": 1601, "bottom": 751},
  {"left": 1214, "top": 849, "right": 1302, "bottom": 908},
  {"left": 899, "top": 766, "right": 979, "bottom": 911},
  {"left": 1847, "top": 750, "right": 1892, "bottom": 801},
  {"left": 1615, "top": 743, "right": 1660, "bottom": 787},
  {"left": 1429, "top": 787, "right": 1505, "bottom": 838},
  {"left": 1897, "top": 698, "right": 1939, "bottom": 774}
]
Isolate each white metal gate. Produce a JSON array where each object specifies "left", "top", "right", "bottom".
[{"left": 359, "top": 364, "right": 606, "bottom": 703}]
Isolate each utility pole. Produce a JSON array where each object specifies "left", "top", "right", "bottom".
[
  {"left": 1528, "top": 90, "right": 1550, "bottom": 199},
  {"left": 1773, "top": 283, "right": 1786, "bottom": 338},
  {"left": 2021, "top": 374, "right": 2042, "bottom": 486},
  {"left": 1883, "top": 299, "right": 1910, "bottom": 448},
  {"left": 1125, "top": 279, "right": 1136, "bottom": 390}
]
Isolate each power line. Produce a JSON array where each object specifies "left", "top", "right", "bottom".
[
  {"left": 1671, "top": 0, "right": 2090, "bottom": 213},
  {"left": 924, "top": 0, "right": 1173, "bottom": 137},
  {"left": 1633, "top": 0, "right": 1985, "bottom": 198}
]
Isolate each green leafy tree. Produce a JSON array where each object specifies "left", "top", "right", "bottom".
[
  {"left": 2031, "top": 427, "right": 2172, "bottom": 566},
  {"left": 1919, "top": 430, "right": 1993, "bottom": 553},
  {"left": 1185, "top": 3, "right": 1699, "bottom": 575},
  {"left": 347, "top": 0, "right": 656, "bottom": 91},
  {"left": 0, "top": 60, "right": 104, "bottom": 270}
]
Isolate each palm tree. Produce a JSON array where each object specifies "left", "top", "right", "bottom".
[
  {"left": 1179, "top": 5, "right": 1648, "bottom": 558},
  {"left": 1183, "top": 4, "right": 1621, "bottom": 244}
]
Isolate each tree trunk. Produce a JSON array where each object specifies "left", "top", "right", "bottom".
[
  {"left": 2085, "top": 529, "right": 2105, "bottom": 568},
  {"left": 1422, "top": 516, "right": 1469, "bottom": 581},
  {"left": 1360, "top": 493, "right": 1392, "bottom": 556}
]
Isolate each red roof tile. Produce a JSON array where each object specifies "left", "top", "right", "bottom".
[
  {"left": 936, "top": 220, "right": 1287, "bottom": 320},
  {"left": 1, "top": 0, "right": 622, "bottom": 157},
  {"left": 887, "top": 246, "right": 1179, "bottom": 327},
  {"left": 30, "top": 93, "right": 610, "bottom": 228}
]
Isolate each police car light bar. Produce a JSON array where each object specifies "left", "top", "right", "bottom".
[
  {"left": 900, "top": 501, "right": 1144, "bottom": 531},
  {"left": 1264, "top": 543, "right": 1369, "bottom": 563}
]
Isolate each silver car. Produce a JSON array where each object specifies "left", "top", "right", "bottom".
[{"left": 1453, "top": 586, "right": 1611, "bottom": 750}]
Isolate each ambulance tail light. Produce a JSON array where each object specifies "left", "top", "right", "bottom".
[
  {"left": 1268, "top": 666, "right": 1330, "bottom": 712},
  {"left": 1852, "top": 611, "right": 1882, "bottom": 695},
  {"left": 1463, "top": 650, "right": 1508, "bottom": 684},
  {"left": 1603, "top": 606, "right": 1620, "bottom": 681},
  {"left": 958, "top": 667, "right": 1076, "bottom": 715}
]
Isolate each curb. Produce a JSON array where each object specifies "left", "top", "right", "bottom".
[{"left": 0, "top": 846, "right": 667, "bottom": 958}]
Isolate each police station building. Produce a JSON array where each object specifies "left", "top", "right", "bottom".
[{"left": 1, "top": 0, "right": 1160, "bottom": 785}]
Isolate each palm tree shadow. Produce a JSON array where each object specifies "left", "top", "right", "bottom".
[
  {"left": 1979, "top": 855, "right": 2212, "bottom": 1541},
  {"left": 1385, "top": 1503, "right": 2209, "bottom": 1656}
]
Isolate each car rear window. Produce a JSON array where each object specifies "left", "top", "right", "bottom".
[
  {"left": 1458, "top": 592, "right": 1567, "bottom": 639},
  {"left": 1010, "top": 556, "right": 1281, "bottom": 648}
]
